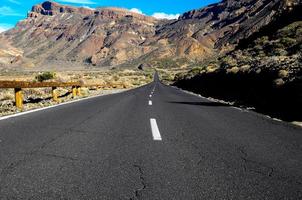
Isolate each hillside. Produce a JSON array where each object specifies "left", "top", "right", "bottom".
[
  {"left": 1, "top": 0, "right": 301, "bottom": 70},
  {"left": 1, "top": 1, "right": 161, "bottom": 69},
  {"left": 173, "top": 17, "right": 302, "bottom": 121}
]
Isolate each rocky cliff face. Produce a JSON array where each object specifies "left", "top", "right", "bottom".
[
  {"left": 0, "top": 0, "right": 301, "bottom": 69},
  {"left": 2, "top": 1, "right": 159, "bottom": 68},
  {"left": 30, "top": 1, "right": 95, "bottom": 16}
]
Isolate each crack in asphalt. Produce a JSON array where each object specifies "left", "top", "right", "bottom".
[
  {"left": 0, "top": 102, "right": 113, "bottom": 174},
  {"left": 129, "top": 164, "right": 146, "bottom": 200},
  {"left": 237, "top": 147, "right": 302, "bottom": 187},
  {"left": 0, "top": 126, "right": 86, "bottom": 189},
  {"left": 37, "top": 153, "right": 80, "bottom": 162},
  {"left": 238, "top": 147, "right": 274, "bottom": 177},
  {"left": 0, "top": 94, "right": 133, "bottom": 193}
]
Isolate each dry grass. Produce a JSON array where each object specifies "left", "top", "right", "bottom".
[
  {"left": 0, "top": 69, "right": 153, "bottom": 116},
  {"left": 0, "top": 89, "right": 14, "bottom": 101}
]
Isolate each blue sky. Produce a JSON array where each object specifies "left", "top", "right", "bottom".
[{"left": 0, "top": 0, "right": 219, "bottom": 32}]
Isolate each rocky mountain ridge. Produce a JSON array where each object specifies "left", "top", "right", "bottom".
[{"left": 0, "top": 0, "right": 301, "bottom": 69}]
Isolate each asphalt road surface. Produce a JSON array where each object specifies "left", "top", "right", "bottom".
[{"left": 0, "top": 74, "right": 301, "bottom": 199}]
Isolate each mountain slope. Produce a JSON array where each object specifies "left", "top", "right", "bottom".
[
  {"left": 155, "top": 0, "right": 302, "bottom": 56},
  {"left": 173, "top": 15, "right": 302, "bottom": 121},
  {"left": 0, "top": 0, "right": 301, "bottom": 69},
  {"left": 2, "top": 1, "right": 159, "bottom": 68}
]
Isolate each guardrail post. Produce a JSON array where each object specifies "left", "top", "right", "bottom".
[
  {"left": 14, "top": 88, "right": 23, "bottom": 110},
  {"left": 76, "top": 86, "right": 81, "bottom": 96},
  {"left": 52, "top": 87, "right": 58, "bottom": 102},
  {"left": 72, "top": 86, "right": 77, "bottom": 98}
]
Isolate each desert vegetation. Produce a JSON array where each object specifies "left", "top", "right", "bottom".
[
  {"left": 35, "top": 71, "right": 56, "bottom": 82},
  {"left": 0, "top": 69, "right": 153, "bottom": 116},
  {"left": 172, "top": 21, "right": 302, "bottom": 122}
]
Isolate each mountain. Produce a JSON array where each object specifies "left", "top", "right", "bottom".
[
  {"left": 1, "top": 1, "right": 160, "bottom": 69},
  {"left": 155, "top": 0, "right": 301, "bottom": 57},
  {"left": 173, "top": 1, "right": 302, "bottom": 121},
  {"left": 0, "top": 0, "right": 301, "bottom": 69}
]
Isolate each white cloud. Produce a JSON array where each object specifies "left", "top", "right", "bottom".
[
  {"left": 129, "top": 8, "right": 143, "bottom": 15},
  {"left": 0, "top": 6, "right": 22, "bottom": 16},
  {"left": 57, "top": 0, "right": 96, "bottom": 5},
  {"left": 82, "top": 6, "right": 95, "bottom": 10},
  {"left": 127, "top": 9, "right": 179, "bottom": 20},
  {"left": 8, "top": 0, "right": 21, "bottom": 5},
  {"left": 0, "top": 23, "right": 14, "bottom": 33},
  {"left": 152, "top": 12, "right": 180, "bottom": 20}
]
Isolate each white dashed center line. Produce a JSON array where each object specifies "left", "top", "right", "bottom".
[
  {"left": 150, "top": 118, "right": 162, "bottom": 141},
  {"left": 149, "top": 95, "right": 152, "bottom": 98},
  {"left": 149, "top": 100, "right": 152, "bottom": 106}
]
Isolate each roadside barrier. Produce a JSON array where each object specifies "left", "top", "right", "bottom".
[{"left": 0, "top": 81, "right": 124, "bottom": 109}]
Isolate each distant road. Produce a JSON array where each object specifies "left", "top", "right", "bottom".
[{"left": 0, "top": 73, "right": 301, "bottom": 199}]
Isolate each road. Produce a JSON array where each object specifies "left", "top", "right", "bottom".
[{"left": 0, "top": 73, "right": 301, "bottom": 199}]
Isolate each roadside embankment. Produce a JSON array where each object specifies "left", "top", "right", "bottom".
[{"left": 174, "top": 70, "right": 302, "bottom": 122}]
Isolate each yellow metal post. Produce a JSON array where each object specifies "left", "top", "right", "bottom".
[
  {"left": 52, "top": 87, "right": 58, "bottom": 102},
  {"left": 72, "top": 86, "right": 77, "bottom": 98},
  {"left": 76, "top": 86, "right": 81, "bottom": 96},
  {"left": 14, "top": 88, "right": 23, "bottom": 110}
]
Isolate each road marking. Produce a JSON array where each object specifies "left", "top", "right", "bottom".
[
  {"left": 149, "top": 100, "right": 152, "bottom": 106},
  {"left": 150, "top": 118, "right": 162, "bottom": 141},
  {"left": 149, "top": 95, "right": 152, "bottom": 98}
]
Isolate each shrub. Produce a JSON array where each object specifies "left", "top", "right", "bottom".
[
  {"left": 280, "top": 37, "right": 296, "bottom": 48},
  {"left": 274, "top": 78, "right": 285, "bottom": 86},
  {"left": 185, "top": 67, "right": 203, "bottom": 79},
  {"left": 221, "top": 56, "right": 237, "bottom": 68},
  {"left": 160, "top": 74, "right": 173, "bottom": 82},
  {"left": 255, "top": 36, "right": 269, "bottom": 46},
  {"left": 278, "top": 70, "right": 289, "bottom": 78},
  {"left": 35, "top": 72, "right": 56, "bottom": 82},
  {"left": 240, "top": 65, "right": 251, "bottom": 72},
  {"left": 227, "top": 67, "right": 240, "bottom": 74},
  {"left": 206, "top": 65, "right": 219, "bottom": 73},
  {"left": 272, "top": 48, "right": 288, "bottom": 56}
]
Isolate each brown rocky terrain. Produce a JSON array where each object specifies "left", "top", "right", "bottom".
[
  {"left": 173, "top": 4, "right": 302, "bottom": 122},
  {"left": 1, "top": 0, "right": 301, "bottom": 69},
  {"left": 155, "top": 0, "right": 302, "bottom": 56},
  {"left": 1, "top": 1, "right": 160, "bottom": 69}
]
